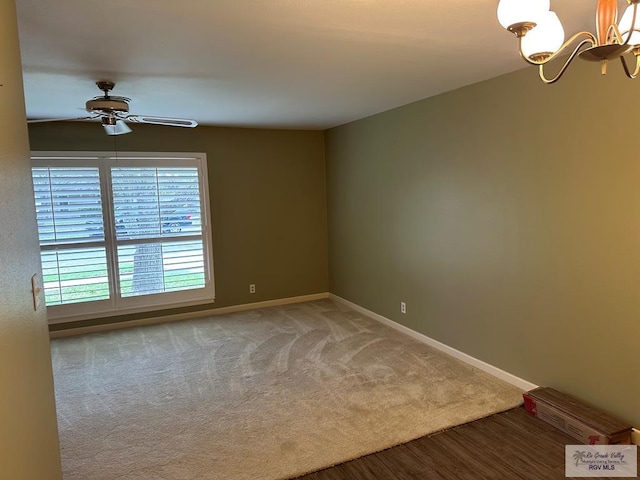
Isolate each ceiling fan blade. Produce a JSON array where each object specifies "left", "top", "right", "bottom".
[
  {"left": 27, "top": 115, "right": 99, "bottom": 124},
  {"left": 126, "top": 115, "right": 198, "bottom": 128},
  {"left": 103, "top": 119, "right": 132, "bottom": 136}
]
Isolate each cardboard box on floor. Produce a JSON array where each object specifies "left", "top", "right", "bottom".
[{"left": 523, "top": 387, "right": 632, "bottom": 445}]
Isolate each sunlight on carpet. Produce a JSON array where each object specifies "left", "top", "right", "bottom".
[{"left": 51, "top": 299, "right": 523, "bottom": 480}]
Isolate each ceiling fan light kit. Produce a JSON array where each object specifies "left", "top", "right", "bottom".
[
  {"left": 101, "top": 117, "right": 132, "bottom": 136},
  {"left": 497, "top": 0, "right": 640, "bottom": 83},
  {"left": 28, "top": 81, "right": 198, "bottom": 135}
]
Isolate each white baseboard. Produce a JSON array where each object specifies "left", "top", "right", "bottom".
[
  {"left": 50, "top": 292, "right": 330, "bottom": 338},
  {"left": 330, "top": 294, "right": 537, "bottom": 392}
]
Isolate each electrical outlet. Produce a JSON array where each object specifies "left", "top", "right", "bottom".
[
  {"left": 400, "top": 301, "right": 406, "bottom": 314},
  {"left": 249, "top": 284, "right": 256, "bottom": 294}
]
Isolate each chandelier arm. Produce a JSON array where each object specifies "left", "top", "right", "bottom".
[
  {"left": 518, "top": 31, "right": 597, "bottom": 66},
  {"left": 610, "top": 24, "right": 624, "bottom": 44},
  {"left": 619, "top": 53, "right": 640, "bottom": 78},
  {"left": 537, "top": 38, "right": 596, "bottom": 84}
]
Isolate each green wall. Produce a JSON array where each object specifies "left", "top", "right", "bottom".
[
  {"left": 28, "top": 122, "right": 328, "bottom": 331},
  {"left": 326, "top": 60, "right": 640, "bottom": 427}
]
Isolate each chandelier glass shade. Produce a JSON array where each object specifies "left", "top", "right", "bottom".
[{"left": 497, "top": 0, "right": 640, "bottom": 83}]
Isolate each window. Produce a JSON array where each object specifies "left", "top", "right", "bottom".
[{"left": 31, "top": 152, "right": 214, "bottom": 323}]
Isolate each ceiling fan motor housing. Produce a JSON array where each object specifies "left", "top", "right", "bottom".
[{"left": 86, "top": 98, "right": 129, "bottom": 114}]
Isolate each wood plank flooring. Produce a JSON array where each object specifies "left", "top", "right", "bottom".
[{"left": 298, "top": 407, "right": 638, "bottom": 479}]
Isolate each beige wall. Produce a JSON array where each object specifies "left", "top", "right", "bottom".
[
  {"left": 326, "top": 60, "right": 640, "bottom": 426},
  {"left": 28, "top": 122, "right": 328, "bottom": 331},
  {"left": 0, "top": 0, "right": 63, "bottom": 477}
]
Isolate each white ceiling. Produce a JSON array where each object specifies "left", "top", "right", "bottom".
[{"left": 16, "top": 0, "right": 597, "bottom": 130}]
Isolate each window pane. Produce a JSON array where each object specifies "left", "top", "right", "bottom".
[
  {"left": 32, "top": 167, "right": 104, "bottom": 243},
  {"left": 111, "top": 167, "right": 202, "bottom": 240},
  {"left": 41, "top": 248, "right": 110, "bottom": 305},
  {"left": 117, "top": 241, "right": 205, "bottom": 297}
]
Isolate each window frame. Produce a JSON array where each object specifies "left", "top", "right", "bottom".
[{"left": 31, "top": 151, "right": 215, "bottom": 324}]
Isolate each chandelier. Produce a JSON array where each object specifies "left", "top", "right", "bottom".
[{"left": 497, "top": 0, "right": 640, "bottom": 83}]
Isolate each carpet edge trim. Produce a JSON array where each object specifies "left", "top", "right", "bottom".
[
  {"left": 329, "top": 294, "right": 538, "bottom": 392},
  {"left": 286, "top": 405, "right": 524, "bottom": 480}
]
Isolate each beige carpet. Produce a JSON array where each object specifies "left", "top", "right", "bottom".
[{"left": 51, "top": 299, "right": 523, "bottom": 480}]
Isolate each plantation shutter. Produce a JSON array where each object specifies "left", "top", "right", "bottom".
[
  {"left": 31, "top": 153, "right": 214, "bottom": 323},
  {"left": 110, "top": 166, "right": 206, "bottom": 297},
  {"left": 32, "top": 166, "right": 110, "bottom": 305}
]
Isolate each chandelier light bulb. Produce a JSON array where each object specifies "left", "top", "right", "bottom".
[
  {"left": 619, "top": 5, "right": 640, "bottom": 45},
  {"left": 521, "top": 11, "right": 565, "bottom": 58},
  {"left": 497, "top": 0, "right": 550, "bottom": 29}
]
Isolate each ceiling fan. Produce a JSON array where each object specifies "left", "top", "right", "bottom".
[{"left": 27, "top": 81, "right": 198, "bottom": 135}]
